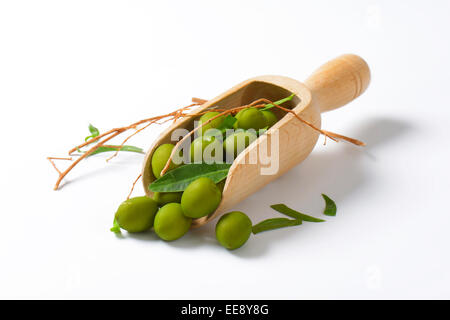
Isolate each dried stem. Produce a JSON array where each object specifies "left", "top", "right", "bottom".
[
  {"left": 49, "top": 96, "right": 364, "bottom": 192},
  {"left": 105, "top": 120, "right": 158, "bottom": 162},
  {"left": 322, "top": 130, "right": 366, "bottom": 146},
  {"left": 53, "top": 131, "right": 122, "bottom": 190},
  {"left": 47, "top": 157, "right": 72, "bottom": 175},
  {"left": 192, "top": 97, "right": 208, "bottom": 104},
  {"left": 127, "top": 174, "right": 142, "bottom": 200},
  {"left": 50, "top": 102, "right": 201, "bottom": 190}
]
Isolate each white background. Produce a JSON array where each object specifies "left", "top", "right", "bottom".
[{"left": 1, "top": 0, "right": 449, "bottom": 299}]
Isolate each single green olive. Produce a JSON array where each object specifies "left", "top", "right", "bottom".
[
  {"left": 223, "top": 130, "right": 257, "bottom": 159},
  {"left": 154, "top": 203, "right": 192, "bottom": 241},
  {"left": 215, "top": 211, "right": 252, "bottom": 250},
  {"left": 233, "top": 109, "right": 247, "bottom": 129},
  {"left": 181, "top": 177, "right": 222, "bottom": 218},
  {"left": 235, "top": 107, "right": 267, "bottom": 130},
  {"left": 114, "top": 196, "right": 158, "bottom": 233},
  {"left": 198, "top": 111, "right": 226, "bottom": 135},
  {"left": 261, "top": 110, "right": 278, "bottom": 128},
  {"left": 189, "top": 135, "right": 223, "bottom": 163},
  {"left": 152, "top": 192, "right": 182, "bottom": 206},
  {"left": 151, "top": 144, "right": 181, "bottom": 179}
]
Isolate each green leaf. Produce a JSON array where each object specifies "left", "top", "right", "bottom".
[
  {"left": 149, "top": 163, "right": 231, "bottom": 192},
  {"left": 89, "top": 124, "right": 100, "bottom": 137},
  {"left": 87, "top": 145, "right": 144, "bottom": 157},
  {"left": 262, "top": 93, "right": 295, "bottom": 111},
  {"left": 85, "top": 124, "right": 100, "bottom": 141},
  {"left": 110, "top": 218, "right": 121, "bottom": 234},
  {"left": 322, "top": 194, "right": 337, "bottom": 216},
  {"left": 270, "top": 204, "right": 325, "bottom": 222},
  {"left": 252, "top": 218, "right": 302, "bottom": 235}
]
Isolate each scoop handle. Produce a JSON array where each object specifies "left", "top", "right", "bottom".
[{"left": 304, "top": 54, "right": 371, "bottom": 113}]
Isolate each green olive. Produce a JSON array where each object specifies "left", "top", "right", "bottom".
[
  {"left": 154, "top": 203, "right": 192, "bottom": 241},
  {"left": 114, "top": 196, "right": 158, "bottom": 233},
  {"left": 233, "top": 109, "right": 247, "bottom": 129},
  {"left": 198, "top": 111, "right": 226, "bottom": 135},
  {"left": 261, "top": 110, "right": 278, "bottom": 128},
  {"left": 223, "top": 130, "right": 257, "bottom": 159},
  {"left": 215, "top": 211, "right": 252, "bottom": 250},
  {"left": 181, "top": 177, "right": 222, "bottom": 218},
  {"left": 152, "top": 192, "right": 182, "bottom": 206},
  {"left": 235, "top": 108, "right": 267, "bottom": 130},
  {"left": 189, "top": 135, "right": 223, "bottom": 163},
  {"left": 151, "top": 144, "right": 181, "bottom": 179}
]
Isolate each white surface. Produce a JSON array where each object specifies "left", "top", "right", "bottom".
[{"left": 1, "top": 0, "right": 450, "bottom": 299}]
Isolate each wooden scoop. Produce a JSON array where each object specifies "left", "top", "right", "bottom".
[{"left": 142, "top": 54, "right": 370, "bottom": 227}]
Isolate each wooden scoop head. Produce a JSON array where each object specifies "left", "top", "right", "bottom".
[{"left": 142, "top": 54, "right": 370, "bottom": 227}]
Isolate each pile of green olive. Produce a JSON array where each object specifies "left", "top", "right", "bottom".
[
  {"left": 114, "top": 192, "right": 252, "bottom": 249},
  {"left": 114, "top": 107, "right": 278, "bottom": 249},
  {"left": 151, "top": 107, "right": 278, "bottom": 170},
  {"left": 114, "top": 175, "right": 223, "bottom": 241},
  {"left": 196, "top": 107, "right": 278, "bottom": 162}
]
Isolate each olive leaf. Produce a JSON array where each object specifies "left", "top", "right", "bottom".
[
  {"left": 322, "top": 194, "right": 337, "bottom": 216},
  {"left": 252, "top": 218, "right": 302, "bottom": 235},
  {"left": 110, "top": 218, "right": 121, "bottom": 234},
  {"left": 79, "top": 124, "right": 144, "bottom": 157},
  {"left": 149, "top": 163, "right": 231, "bottom": 192},
  {"left": 89, "top": 123, "right": 100, "bottom": 136},
  {"left": 270, "top": 204, "right": 325, "bottom": 222},
  {"left": 262, "top": 93, "right": 295, "bottom": 111},
  {"left": 85, "top": 123, "right": 100, "bottom": 141},
  {"left": 88, "top": 145, "right": 144, "bottom": 157}
]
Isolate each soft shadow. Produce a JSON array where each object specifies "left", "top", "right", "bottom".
[
  {"left": 359, "top": 117, "right": 412, "bottom": 149},
  {"left": 123, "top": 220, "right": 219, "bottom": 248},
  {"left": 126, "top": 231, "right": 160, "bottom": 241},
  {"left": 107, "top": 117, "right": 413, "bottom": 256},
  {"left": 57, "top": 153, "right": 144, "bottom": 189},
  {"left": 226, "top": 117, "right": 413, "bottom": 258},
  {"left": 355, "top": 117, "right": 413, "bottom": 160}
]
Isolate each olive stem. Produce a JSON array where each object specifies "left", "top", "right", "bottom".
[
  {"left": 127, "top": 173, "right": 142, "bottom": 200},
  {"left": 49, "top": 102, "right": 202, "bottom": 190}
]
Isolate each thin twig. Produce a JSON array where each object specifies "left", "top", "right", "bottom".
[
  {"left": 322, "top": 130, "right": 366, "bottom": 146},
  {"left": 105, "top": 104, "right": 197, "bottom": 162},
  {"left": 50, "top": 97, "right": 364, "bottom": 191},
  {"left": 48, "top": 156, "right": 73, "bottom": 161},
  {"left": 192, "top": 97, "right": 208, "bottom": 104},
  {"left": 68, "top": 128, "right": 121, "bottom": 155},
  {"left": 105, "top": 120, "right": 158, "bottom": 162},
  {"left": 54, "top": 131, "right": 122, "bottom": 190},
  {"left": 47, "top": 157, "right": 72, "bottom": 174},
  {"left": 50, "top": 103, "right": 201, "bottom": 190},
  {"left": 68, "top": 103, "right": 199, "bottom": 155},
  {"left": 127, "top": 174, "right": 142, "bottom": 200},
  {"left": 254, "top": 98, "right": 338, "bottom": 142}
]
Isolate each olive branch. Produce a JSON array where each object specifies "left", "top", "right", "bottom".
[{"left": 48, "top": 96, "right": 364, "bottom": 197}]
